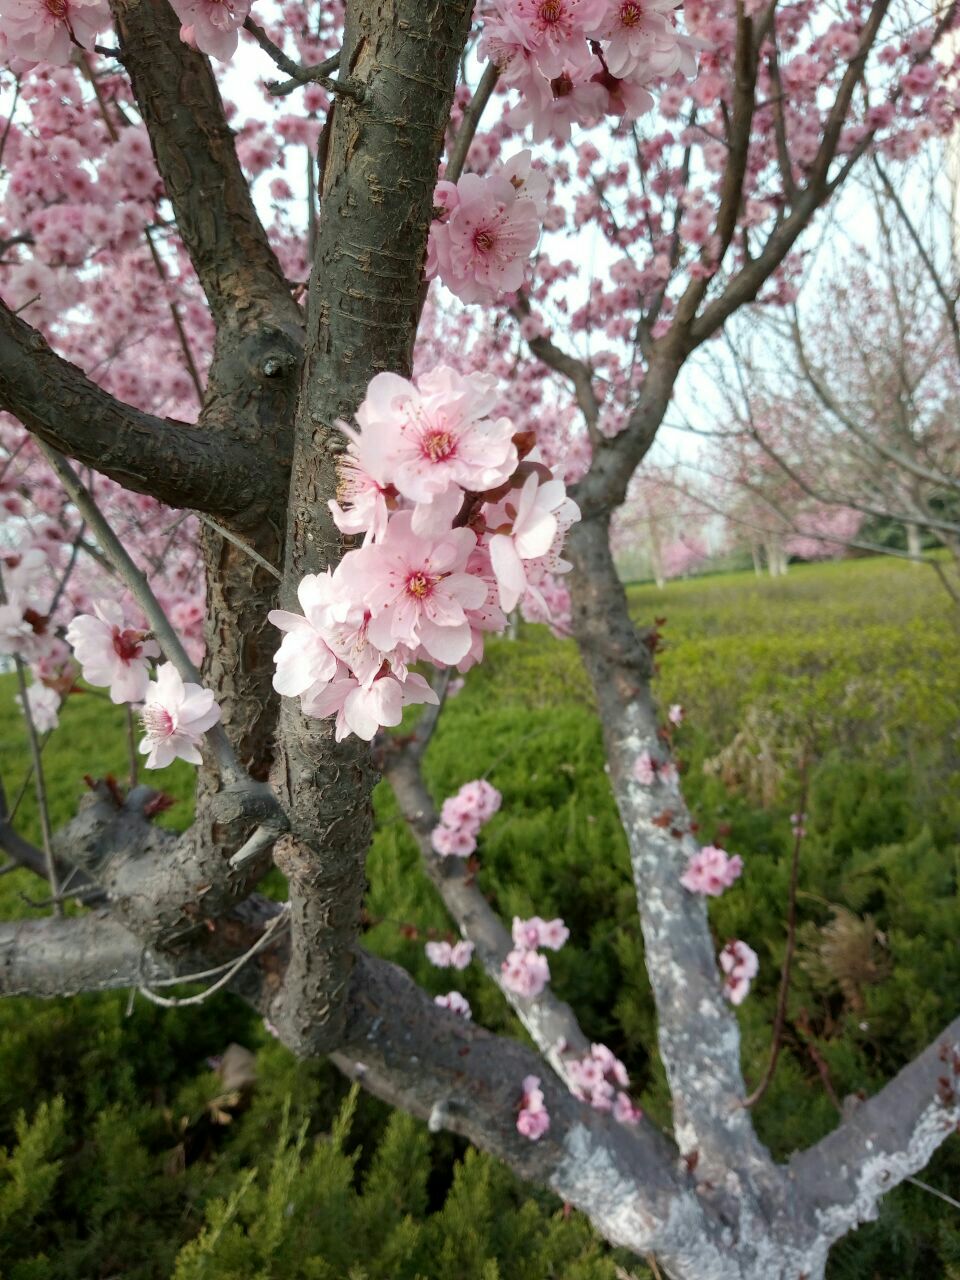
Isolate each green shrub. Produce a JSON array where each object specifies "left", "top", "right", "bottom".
[{"left": 1, "top": 557, "right": 958, "bottom": 1277}]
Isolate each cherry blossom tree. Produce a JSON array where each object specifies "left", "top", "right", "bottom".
[
  {"left": 2, "top": 2, "right": 960, "bottom": 1277},
  {"left": 699, "top": 158, "right": 960, "bottom": 602},
  {"left": 610, "top": 464, "right": 712, "bottom": 585}
]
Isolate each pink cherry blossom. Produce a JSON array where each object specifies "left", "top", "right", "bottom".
[
  {"left": 456, "top": 778, "right": 503, "bottom": 821},
  {"left": 613, "top": 1091, "right": 643, "bottom": 1125},
  {"left": 516, "top": 1073, "right": 550, "bottom": 1140},
  {"left": 489, "top": 472, "right": 581, "bottom": 612},
  {"left": 680, "top": 845, "right": 744, "bottom": 897},
  {"left": 566, "top": 1042, "right": 633, "bottom": 1114},
  {"left": 352, "top": 513, "right": 485, "bottom": 665},
  {"left": 451, "top": 939, "right": 475, "bottom": 968},
  {"left": 168, "top": 0, "right": 250, "bottom": 60},
  {"left": 430, "top": 823, "right": 477, "bottom": 857},
  {"left": 632, "top": 750, "right": 656, "bottom": 784},
  {"left": 328, "top": 424, "right": 393, "bottom": 544},
  {"left": 668, "top": 703, "right": 684, "bottom": 726},
  {"left": 0, "top": 601, "right": 39, "bottom": 660},
  {"left": 439, "top": 794, "right": 482, "bottom": 832},
  {"left": 428, "top": 165, "right": 541, "bottom": 305},
  {"left": 425, "top": 939, "right": 475, "bottom": 969},
  {"left": 586, "top": 0, "right": 692, "bottom": 80},
  {"left": 512, "top": 915, "right": 569, "bottom": 951},
  {"left": 139, "top": 662, "right": 222, "bottom": 769},
  {"left": 512, "top": 916, "right": 543, "bottom": 950},
  {"left": 431, "top": 778, "right": 502, "bottom": 856},
  {"left": 0, "top": 548, "right": 50, "bottom": 662},
  {"left": 0, "top": 0, "right": 110, "bottom": 66},
  {"left": 15, "top": 681, "right": 60, "bottom": 733},
  {"left": 349, "top": 367, "right": 518, "bottom": 507},
  {"left": 719, "top": 939, "right": 759, "bottom": 1005},
  {"left": 434, "top": 991, "right": 472, "bottom": 1018},
  {"left": 538, "top": 917, "right": 570, "bottom": 950},
  {"left": 501, "top": 947, "right": 550, "bottom": 997},
  {"left": 302, "top": 667, "right": 437, "bottom": 742},
  {"left": 425, "top": 941, "right": 454, "bottom": 967},
  {"left": 507, "top": 61, "right": 608, "bottom": 141},
  {"left": 65, "top": 600, "right": 160, "bottom": 705},
  {"left": 511, "top": 0, "right": 605, "bottom": 77},
  {"left": 268, "top": 574, "right": 341, "bottom": 703}
]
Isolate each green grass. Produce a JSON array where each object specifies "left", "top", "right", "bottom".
[{"left": 1, "top": 555, "right": 959, "bottom": 1278}]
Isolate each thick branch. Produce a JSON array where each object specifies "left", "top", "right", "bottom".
[
  {"left": 0, "top": 912, "right": 175, "bottom": 996},
  {"left": 110, "top": 0, "right": 298, "bottom": 331},
  {"left": 791, "top": 1015, "right": 960, "bottom": 1247},
  {"left": 446, "top": 62, "right": 500, "bottom": 184},
  {"left": 565, "top": 513, "right": 776, "bottom": 1200},
  {"left": 337, "top": 950, "right": 725, "bottom": 1271},
  {"left": 0, "top": 301, "right": 266, "bottom": 516},
  {"left": 673, "top": 2, "right": 760, "bottom": 330},
  {"left": 385, "top": 744, "right": 590, "bottom": 1079},
  {"left": 514, "top": 297, "right": 601, "bottom": 437}
]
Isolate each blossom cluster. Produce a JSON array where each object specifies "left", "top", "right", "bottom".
[
  {"left": 1, "top": 546, "right": 67, "bottom": 732},
  {"left": 66, "top": 600, "right": 159, "bottom": 705},
  {"left": 63, "top": 600, "right": 220, "bottom": 769},
  {"left": 434, "top": 990, "right": 472, "bottom": 1018},
  {"left": 566, "top": 1042, "right": 642, "bottom": 1125},
  {"left": 431, "top": 777, "right": 503, "bottom": 857},
  {"left": 425, "top": 938, "right": 475, "bottom": 969},
  {"left": 680, "top": 844, "right": 743, "bottom": 897},
  {"left": 631, "top": 748, "right": 678, "bottom": 787},
  {"left": 0, "top": 0, "right": 111, "bottom": 69},
  {"left": 427, "top": 152, "right": 547, "bottom": 305},
  {"left": 719, "top": 940, "right": 759, "bottom": 1006},
  {"left": 172, "top": 0, "right": 250, "bottom": 61},
  {"left": 270, "top": 365, "right": 579, "bottom": 743},
  {"left": 0, "top": 0, "right": 255, "bottom": 66},
  {"left": 516, "top": 1073, "right": 550, "bottom": 1140},
  {"left": 501, "top": 913, "right": 568, "bottom": 998},
  {"left": 15, "top": 681, "right": 60, "bottom": 733},
  {"left": 480, "top": 0, "right": 699, "bottom": 143}
]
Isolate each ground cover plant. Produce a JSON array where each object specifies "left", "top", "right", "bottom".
[{"left": 2, "top": 557, "right": 959, "bottom": 1278}]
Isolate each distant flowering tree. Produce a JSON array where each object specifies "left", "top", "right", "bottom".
[
  {"left": 2, "top": 2, "right": 960, "bottom": 1276},
  {"left": 690, "top": 161, "right": 960, "bottom": 597}
]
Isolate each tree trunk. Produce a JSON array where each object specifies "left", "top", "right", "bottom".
[{"left": 906, "top": 521, "right": 922, "bottom": 562}]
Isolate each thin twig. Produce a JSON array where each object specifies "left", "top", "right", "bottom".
[
  {"left": 79, "top": 52, "right": 119, "bottom": 143},
  {"left": 125, "top": 704, "right": 139, "bottom": 787},
  {"left": 445, "top": 63, "right": 499, "bottom": 184},
  {"left": 144, "top": 226, "right": 205, "bottom": 405},
  {"left": 408, "top": 666, "right": 451, "bottom": 759},
  {"left": 37, "top": 443, "right": 245, "bottom": 785},
  {"left": 906, "top": 1175, "right": 960, "bottom": 1212},
  {"left": 47, "top": 518, "right": 85, "bottom": 617},
  {"left": 744, "top": 766, "right": 809, "bottom": 1108},
  {"left": 13, "top": 658, "right": 61, "bottom": 915},
  {"left": 268, "top": 53, "right": 342, "bottom": 97},
  {"left": 244, "top": 17, "right": 358, "bottom": 99},
  {"left": 0, "top": 77, "right": 20, "bottom": 174},
  {"left": 197, "top": 513, "right": 282, "bottom": 579},
  {"left": 6, "top": 729, "right": 51, "bottom": 824},
  {"left": 136, "top": 906, "right": 290, "bottom": 1007}
]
